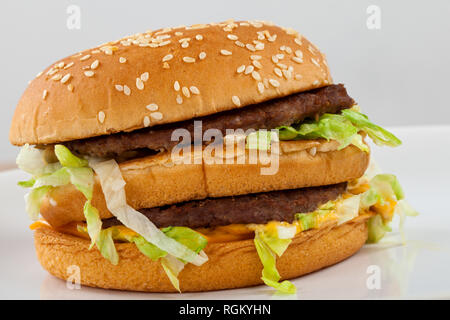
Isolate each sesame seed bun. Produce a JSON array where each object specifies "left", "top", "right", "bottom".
[
  {"left": 9, "top": 20, "right": 331, "bottom": 146},
  {"left": 34, "top": 215, "right": 369, "bottom": 292},
  {"left": 39, "top": 140, "right": 369, "bottom": 228}
]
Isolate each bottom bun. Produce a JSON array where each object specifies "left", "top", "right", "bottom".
[{"left": 34, "top": 217, "right": 369, "bottom": 293}]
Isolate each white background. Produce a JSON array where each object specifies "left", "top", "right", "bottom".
[{"left": 1, "top": 0, "right": 450, "bottom": 163}]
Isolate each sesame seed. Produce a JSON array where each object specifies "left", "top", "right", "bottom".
[
  {"left": 84, "top": 71, "right": 94, "bottom": 77},
  {"left": 163, "top": 62, "right": 170, "bottom": 69},
  {"left": 159, "top": 40, "right": 171, "bottom": 47},
  {"left": 123, "top": 85, "right": 131, "bottom": 95},
  {"left": 115, "top": 84, "right": 123, "bottom": 92},
  {"left": 252, "top": 60, "right": 262, "bottom": 69},
  {"left": 67, "top": 84, "right": 74, "bottom": 92},
  {"left": 237, "top": 65, "right": 245, "bottom": 74},
  {"left": 257, "top": 82, "right": 265, "bottom": 94},
  {"left": 150, "top": 112, "right": 163, "bottom": 120},
  {"left": 119, "top": 57, "right": 127, "bottom": 63},
  {"left": 245, "top": 65, "right": 254, "bottom": 74},
  {"left": 269, "top": 79, "right": 280, "bottom": 87},
  {"left": 141, "top": 72, "right": 149, "bottom": 82},
  {"left": 143, "top": 116, "right": 150, "bottom": 127},
  {"left": 246, "top": 44, "right": 256, "bottom": 52},
  {"left": 277, "top": 63, "right": 288, "bottom": 69},
  {"left": 252, "top": 71, "right": 261, "bottom": 81},
  {"left": 183, "top": 56, "right": 196, "bottom": 63},
  {"left": 182, "top": 86, "right": 190, "bottom": 98},
  {"left": 251, "top": 55, "right": 262, "bottom": 60},
  {"left": 227, "top": 34, "right": 238, "bottom": 40},
  {"left": 175, "top": 32, "right": 183, "bottom": 36},
  {"left": 294, "top": 38, "right": 302, "bottom": 46},
  {"left": 280, "top": 46, "right": 286, "bottom": 51},
  {"left": 51, "top": 74, "right": 62, "bottom": 81},
  {"left": 60, "top": 73, "right": 71, "bottom": 84},
  {"left": 190, "top": 86, "right": 200, "bottom": 95},
  {"left": 42, "top": 90, "right": 48, "bottom": 100},
  {"left": 80, "top": 54, "right": 91, "bottom": 61},
  {"left": 276, "top": 53, "right": 285, "bottom": 60},
  {"left": 271, "top": 56, "right": 279, "bottom": 64},
  {"left": 36, "top": 71, "right": 43, "bottom": 78},
  {"left": 311, "top": 58, "right": 320, "bottom": 67},
  {"left": 146, "top": 103, "right": 158, "bottom": 111},
  {"left": 268, "top": 35, "right": 277, "bottom": 42},
  {"left": 285, "top": 46, "right": 292, "bottom": 54},
  {"left": 98, "top": 111, "right": 105, "bottom": 123},
  {"left": 56, "top": 62, "right": 65, "bottom": 68},
  {"left": 255, "top": 43, "right": 264, "bottom": 50},
  {"left": 220, "top": 49, "right": 232, "bottom": 56},
  {"left": 136, "top": 78, "right": 144, "bottom": 90},
  {"left": 292, "top": 57, "right": 303, "bottom": 64},
  {"left": 274, "top": 67, "right": 283, "bottom": 77},
  {"left": 313, "top": 80, "right": 320, "bottom": 85},
  {"left": 181, "top": 41, "right": 189, "bottom": 48},
  {"left": 235, "top": 41, "right": 245, "bottom": 47},
  {"left": 295, "top": 74, "right": 302, "bottom": 80},
  {"left": 232, "top": 96, "right": 241, "bottom": 107},
  {"left": 162, "top": 54, "right": 173, "bottom": 62},
  {"left": 195, "top": 34, "right": 203, "bottom": 40},
  {"left": 308, "top": 45, "right": 316, "bottom": 54},
  {"left": 282, "top": 69, "right": 293, "bottom": 79},
  {"left": 174, "top": 81, "right": 180, "bottom": 91},
  {"left": 295, "top": 50, "right": 303, "bottom": 58},
  {"left": 176, "top": 94, "right": 183, "bottom": 104},
  {"left": 199, "top": 52, "right": 206, "bottom": 60},
  {"left": 90, "top": 60, "right": 99, "bottom": 69}
]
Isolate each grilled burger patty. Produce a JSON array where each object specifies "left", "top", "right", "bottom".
[
  {"left": 66, "top": 84, "right": 354, "bottom": 158},
  {"left": 102, "top": 182, "right": 347, "bottom": 229}
]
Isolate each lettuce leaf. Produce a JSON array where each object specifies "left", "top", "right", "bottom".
[
  {"left": 277, "top": 109, "right": 401, "bottom": 152},
  {"left": 96, "top": 228, "right": 119, "bottom": 265},
  {"left": 54, "top": 144, "right": 88, "bottom": 168},
  {"left": 161, "top": 255, "right": 185, "bottom": 293},
  {"left": 132, "top": 236, "right": 167, "bottom": 261},
  {"left": 24, "top": 186, "right": 52, "bottom": 220},
  {"left": 367, "top": 215, "right": 392, "bottom": 243},
  {"left": 89, "top": 158, "right": 208, "bottom": 266},
  {"left": 254, "top": 234, "right": 296, "bottom": 294},
  {"left": 83, "top": 200, "right": 102, "bottom": 248},
  {"left": 341, "top": 109, "right": 402, "bottom": 147},
  {"left": 246, "top": 130, "right": 273, "bottom": 150}
]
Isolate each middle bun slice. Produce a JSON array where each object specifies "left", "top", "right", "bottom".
[{"left": 40, "top": 139, "right": 369, "bottom": 228}]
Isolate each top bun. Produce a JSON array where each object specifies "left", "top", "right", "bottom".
[{"left": 10, "top": 19, "right": 332, "bottom": 146}]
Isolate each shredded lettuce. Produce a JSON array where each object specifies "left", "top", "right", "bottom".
[
  {"left": 254, "top": 233, "right": 296, "bottom": 294},
  {"left": 17, "top": 144, "right": 105, "bottom": 259},
  {"left": 54, "top": 144, "right": 88, "bottom": 168},
  {"left": 246, "top": 130, "right": 273, "bottom": 150},
  {"left": 161, "top": 255, "right": 185, "bottom": 293},
  {"left": 277, "top": 109, "right": 401, "bottom": 152},
  {"left": 96, "top": 228, "right": 119, "bottom": 265},
  {"left": 25, "top": 186, "right": 52, "bottom": 220},
  {"left": 83, "top": 200, "right": 102, "bottom": 248},
  {"left": 89, "top": 158, "right": 208, "bottom": 266},
  {"left": 341, "top": 109, "right": 402, "bottom": 147},
  {"left": 367, "top": 215, "right": 392, "bottom": 243},
  {"left": 361, "top": 174, "right": 417, "bottom": 243}
]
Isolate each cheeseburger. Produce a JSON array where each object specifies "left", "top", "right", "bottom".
[{"left": 9, "top": 19, "right": 416, "bottom": 293}]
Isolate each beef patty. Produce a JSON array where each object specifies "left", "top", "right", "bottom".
[
  {"left": 66, "top": 84, "right": 354, "bottom": 158},
  {"left": 102, "top": 182, "right": 346, "bottom": 229}
]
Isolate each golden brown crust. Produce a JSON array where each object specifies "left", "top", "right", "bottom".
[
  {"left": 34, "top": 216, "right": 369, "bottom": 292},
  {"left": 10, "top": 20, "right": 332, "bottom": 146},
  {"left": 39, "top": 140, "right": 369, "bottom": 227}
]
